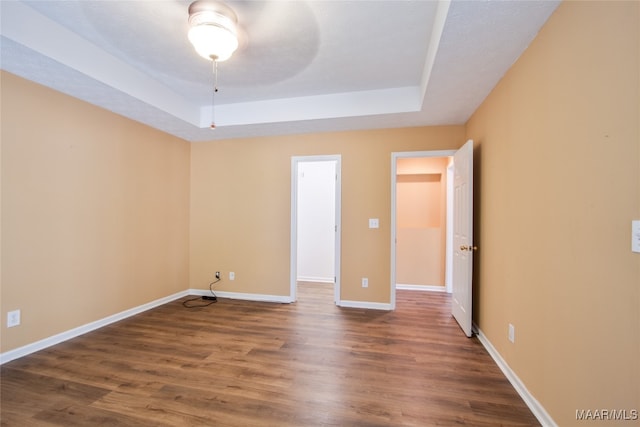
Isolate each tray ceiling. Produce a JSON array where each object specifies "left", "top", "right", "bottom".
[{"left": 1, "top": 0, "right": 560, "bottom": 142}]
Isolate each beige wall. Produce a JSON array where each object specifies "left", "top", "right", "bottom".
[
  {"left": 189, "top": 127, "right": 464, "bottom": 303},
  {"left": 1, "top": 71, "right": 191, "bottom": 353},
  {"left": 466, "top": 1, "right": 639, "bottom": 425}
]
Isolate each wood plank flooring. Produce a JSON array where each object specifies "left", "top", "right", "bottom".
[{"left": 1, "top": 283, "right": 540, "bottom": 426}]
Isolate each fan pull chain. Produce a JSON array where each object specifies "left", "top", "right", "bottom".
[{"left": 211, "top": 60, "right": 219, "bottom": 129}]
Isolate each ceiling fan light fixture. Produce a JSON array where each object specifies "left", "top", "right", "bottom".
[{"left": 188, "top": 1, "right": 239, "bottom": 62}]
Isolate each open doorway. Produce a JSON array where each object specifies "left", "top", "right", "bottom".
[
  {"left": 290, "top": 155, "right": 341, "bottom": 304},
  {"left": 390, "top": 150, "right": 455, "bottom": 309}
]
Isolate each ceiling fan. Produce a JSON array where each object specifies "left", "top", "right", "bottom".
[
  {"left": 187, "top": 0, "right": 239, "bottom": 63},
  {"left": 186, "top": 0, "right": 241, "bottom": 128}
]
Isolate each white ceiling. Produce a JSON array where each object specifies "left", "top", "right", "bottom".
[{"left": 0, "top": 0, "right": 560, "bottom": 142}]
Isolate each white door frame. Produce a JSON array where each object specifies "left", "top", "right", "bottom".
[
  {"left": 390, "top": 150, "right": 456, "bottom": 310},
  {"left": 290, "top": 155, "right": 342, "bottom": 303}
]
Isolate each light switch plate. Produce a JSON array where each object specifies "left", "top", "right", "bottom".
[
  {"left": 632, "top": 220, "right": 640, "bottom": 253},
  {"left": 368, "top": 218, "right": 379, "bottom": 229}
]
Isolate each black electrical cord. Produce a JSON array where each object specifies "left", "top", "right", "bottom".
[{"left": 182, "top": 278, "right": 221, "bottom": 308}]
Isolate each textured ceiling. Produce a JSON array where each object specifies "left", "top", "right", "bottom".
[{"left": 0, "top": 0, "right": 560, "bottom": 142}]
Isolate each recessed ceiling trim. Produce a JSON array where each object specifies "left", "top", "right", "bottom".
[
  {"left": 0, "top": 1, "right": 199, "bottom": 126},
  {"left": 204, "top": 87, "right": 422, "bottom": 127},
  {"left": 419, "top": 0, "right": 451, "bottom": 107}
]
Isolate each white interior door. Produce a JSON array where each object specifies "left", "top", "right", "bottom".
[
  {"left": 452, "top": 140, "right": 474, "bottom": 337},
  {"left": 290, "top": 155, "right": 341, "bottom": 304},
  {"left": 297, "top": 161, "right": 336, "bottom": 283}
]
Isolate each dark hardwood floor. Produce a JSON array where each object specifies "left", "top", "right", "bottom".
[{"left": 1, "top": 283, "right": 540, "bottom": 426}]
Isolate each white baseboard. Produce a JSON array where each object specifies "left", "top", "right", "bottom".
[
  {"left": 396, "top": 284, "right": 447, "bottom": 292},
  {"left": 338, "top": 300, "right": 392, "bottom": 310},
  {"left": 0, "top": 288, "right": 411, "bottom": 364},
  {"left": 297, "top": 276, "right": 334, "bottom": 284},
  {"left": 474, "top": 324, "right": 557, "bottom": 427},
  {"left": 1, "top": 289, "right": 294, "bottom": 365},
  {"left": 0, "top": 290, "right": 189, "bottom": 365},
  {"left": 189, "top": 289, "right": 292, "bottom": 304}
]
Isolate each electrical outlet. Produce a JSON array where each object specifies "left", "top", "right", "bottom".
[
  {"left": 508, "top": 323, "right": 515, "bottom": 343},
  {"left": 229, "top": 272, "right": 235, "bottom": 281},
  {"left": 215, "top": 271, "right": 220, "bottom": 279},
  {"left": 362, "top": 277, "right": 368, "bottom": 288},
  {"left": 7, "top": 310, "right": 21, "bottom": 328}
]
